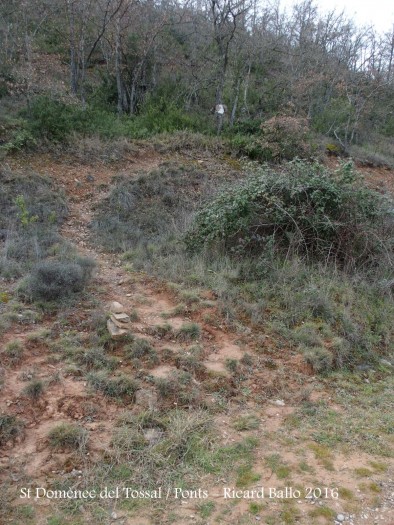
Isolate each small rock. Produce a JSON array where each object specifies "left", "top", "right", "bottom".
[
  {"left": 274, "top": 399, "right": 285, "bottom": 406},
  {"left": 110, "top": 301, "right": 124, "bottom": 314},
  {"left": 111, "top": 511, "right": 117, "bottom": 519},
  {"left": 336, "top": 514, "right": 345, "bottom": 522},
  {"left": 380, "top": 359, "right": 392, "bottom": 367},
  {"left": 107, "top": 319, "right": 128, "bottom": 338},
  {"left": 110, "top": 315, "right": 131, "bottom": 329},
  {"left": 112, "top": 312, "right": 130, "bottom": 323},
  {"left": 86, "top": 174, "right": 95, "bottom": 183}
]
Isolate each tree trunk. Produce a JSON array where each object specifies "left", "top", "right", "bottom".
[
  {"left": 242, "top": 60, "right": 251, "bottom": 115},
  {"left": 115, "top": 14, "right": 124, "bottom": 115},
  {"left": 67, "top": 0, "right": 78, "bottom": 95},
  {"left": 230, "top": 76, "right": 241, "bottom": 126}
]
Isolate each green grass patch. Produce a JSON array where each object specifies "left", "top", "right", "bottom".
[
  {"left": 309, "top": 505, "right": 336, "bottom": 520},
  {"left": 265, "top": 453, "right": 291, "bottom": 479},
  {"left": 176, "top": 323, "right": 201, "bottom": 342},
  {"left": 0, "top": 414, "right": 24, "bottom": 445},
  {"left": 236, "top": 465, "right": 261, "bottom": 487},
  {"left": 197, "top": 501, "right": 215, "bottom": 518},
  {"left": 308, "top": 443, "right": 335, "bottom": 471},
  {"left": 48, "top": 423, "right": 87, "bottom": 451},
  {"left": 87, "top": 372, "right": 139, "bottom": 401},
  {"left": 233, "top": 414, "right": 260, "bottom": 431}
]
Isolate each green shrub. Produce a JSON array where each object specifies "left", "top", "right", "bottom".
[
  {"left": 75, "top": 347, "right": 117, "bottom": 370},
  {"left": 176, "top": 322, "right": 201, "bottom": 341},
  {"left": 27, "top": 256, "right": 95, "bottom": 301},
  {"left": 48, "top": 423, "right": 87, "bottom": 450},
  {"left": 23, "top": 380, "right": 44, "bottom": 400},
  {"left": 0, "top": 167, "right": 68, "bottom": 277},
  {"left": 23, "top": 95, "right": 212, "bottom": 144},
  {"left": 136, "top": 97, "right": 212, "bottom": 135},
  {"left": 230, "top": 119, "right": 262, "bottom": 135},
  {"left": 185, "top": 160, "right": 394, "bottom": 269},
  {"left": 25, "top": 97, "right": 81, "bottom": 141},
  {"left": 229, "top": 116, "right": 315, "bottom": 161},
  {"left": 91, "top": 163, "right": 215, "bottom": 253},
  {"left": 0, "top": 414, "right": 24, "bottom": 445},
  {"left": 229, "top": 134, "right": 268, "bottom": 160},
  {"left": 87, "top": 372, "right": 139, "bottom": 400},
  {"left": 303, "top": 346, "right": 334, "bottom": 374},
  {"left": 128, "top": 338, "right": 155, "bottom": 358},
  {"left": 0, "top": 128, "right": 36, "bottom": 153},
  {"left": 155, "top": 370, "right": 201, "bottom": 405},
  {"left": 3, "top": 339, "right": 24, "bottom": 364},
  {"left": 91, "top": 159, "right": 393, "bottom": 373}
]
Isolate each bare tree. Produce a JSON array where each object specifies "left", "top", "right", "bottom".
[
  {"left": 207, "top": 0, "right": 250, "bottom": 131},
  {"left": 65, "top": 0, "right": 125, "bottom": 100}
]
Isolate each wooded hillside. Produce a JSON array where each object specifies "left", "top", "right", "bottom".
[{"left": 1, "top": 0, "right": 394, "bottom": 155}]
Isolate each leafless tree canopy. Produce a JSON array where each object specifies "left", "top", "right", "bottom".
[{"left": 1, "top": 0, "right": 394, "bottom": 142}]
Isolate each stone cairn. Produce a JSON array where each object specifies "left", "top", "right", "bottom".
[{"left": 107, "top": 301, "right": 131, "bottom": 338}]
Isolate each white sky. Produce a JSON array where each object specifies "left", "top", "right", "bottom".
[{"left": 279, "top": 0, "right": 394, "bottom": 35}]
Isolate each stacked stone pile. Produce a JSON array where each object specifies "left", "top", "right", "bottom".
[{"left": 107, "top": 301, "right": 131, "bottom": 337}]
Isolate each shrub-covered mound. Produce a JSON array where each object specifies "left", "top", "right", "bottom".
[
  {"left": 27, "top": 257, "right": 95, "bottom": 301},
  {"left": 91, "top": 163, "right": 237, "bottom": 253},
  {"left": 92, "top": 161, "right": 393, "bottom": 372},
  {"left": 186, "top": 160, "right": 394, "bottom": 269},
  {"left": 0, "top": 167, "right": 95, "bottom": 304},
  {"left": 229, "top": 116, "right": 317, "bottom": 162},
  {"left": 183, "top": 160, "right": 394, "bottom": 371},
  {"left": 0, "top": 167, "right": 68, "bottom": 278}
]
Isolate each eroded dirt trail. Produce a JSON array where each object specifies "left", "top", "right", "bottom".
[{"left": 3, "top": 151, "right": 263, "bottom": 483}]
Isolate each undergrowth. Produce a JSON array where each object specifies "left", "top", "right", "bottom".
[
  {"left": 92, "top": 160, "right": 394, "bottom": 372},
  {"left": 0, "top": 167, "right": 67, "bottom": 278},
  {"left": 186, "top": 159, "right": 394, "bottom": 269},
  {"left": 91, "top": 162, "right": 237, "bottom": 253},
  {"left": 0, "top": 166, "right": 95, "bottom": 305}
]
